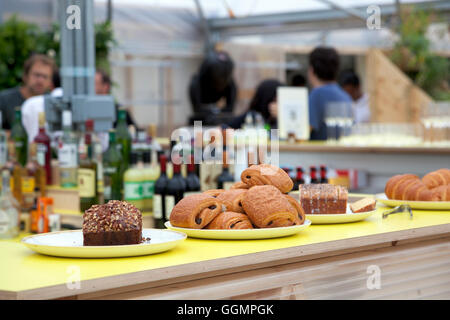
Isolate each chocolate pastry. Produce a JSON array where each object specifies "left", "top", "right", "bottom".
[
  {"left": 241, "top": 164, "right": 293, "bottom": 194},
  {"left": 206, "top": 211, "right": 253, "bottom": 229}
]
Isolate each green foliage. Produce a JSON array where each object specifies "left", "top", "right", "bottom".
[
  {"left": 389, "top": 5, "right": 449, "bottom": 100},
  {"left": 0, "top": 15, "right": 116, "bottom": 90}
]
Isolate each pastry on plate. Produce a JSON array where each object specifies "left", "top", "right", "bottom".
[
  {"left": 169, "top": 194, "right": 224, "bottom": 229},
  {"left": 242, "top": 185, "right": 302, "bottom": 228},
  {"left": 350, "top": 197, "right": 376, "bottom": 213},
  {"left": 206, "top": 211, "right": 253, "bottom": 230},
  {"left": 241, "top": 164, "right": 293, "bottom": 194},
  {"left": 215, "top": 189, "right": 248, "bottom": 214}
]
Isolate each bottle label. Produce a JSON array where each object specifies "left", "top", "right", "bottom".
[
  {"left": 36, "top": 143, "right": 47, "bottom": 166},
  {"left": 124, "top": 181, "right": 143, "bottom": 201},
  {"left": 21, "top": 177, "right": 35, "bottom": 194},
  {"left": 59, "top": 144, "right": 77, "bottom": 168},
  {"left": 165, "top": 195, "right": 175, "bottom": 220},
  {"left": 78, "top": 168, "right": 96, "bottom": 197},
  {"left": 153, "top": 194, "right": 163, "bottom": 219},
  {"left": 143, "top": 181, "right": 155, "bottom": 199},
  {"left": 0, "top": 142, "right": 7, "bottom": 165}
]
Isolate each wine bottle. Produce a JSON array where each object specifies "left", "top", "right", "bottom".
[
  {"left": 296, "top": 166, "right": 305, "bottom": 185},
  {"left": 10, "top": 107, "right": 28, "bottom": 166},
  {"left": 78, "top": 120, "right": 98, "bottom": 212},
  {"left": 310, "top": 166, "right": 319, "bottom": 184},
  {"left": 102, "top": 130, "right": 123, "bottom": 202},
  {"left": 58, "top": 111, "right": 77, "bottom": 188},
  {"left": 23, "top": 143, "right": 46, "bottom": 211},
  {"left": 115, "top": 109, "right": 131, "bottom": 171},
  {"left": 217, "top": 150, "right": 234, "bottom": 189},
  {"left": 320, "top": 165, "right": 328, "bottom": 183},
  {"left": 185, "top": 157, "right": 200, "bottom": 193},
  {"left": 165, "top": 162, "right": 186, "bottom": 221},
  {"left": 33, "top": 112, "right": 52, "bottom": 185},
  {"left": 153, "top": 154, "right": 168, "bottom": 228}
]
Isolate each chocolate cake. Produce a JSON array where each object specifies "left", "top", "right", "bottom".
[
  {"left": 83, "top": 200, "right": 142, "bottom": 246},
  {"left": 299, "top": 184, "right": 348, "bottom": 214}
]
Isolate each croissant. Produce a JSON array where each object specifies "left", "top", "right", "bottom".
[
  {"left": 284, "top": 194, "right": 306, "bottom": 225},
  {"left": 206, "top": 211, "right": 253, "bottom": 230},
  {"left": 215, "top": 189, "right": 247, "bottom": 213},
  {"left": 229, "top": 181, "right": 249, "bottom": 190},
  {"left": 431, "top": 184, "right": 450, "bottom": 201},
  {"left": 385, "top": 174, "right": 419, "bottom": 200},
  {"left": 203, "top": 189, "right": 225, "bottom": 198},
  {"left": 241, "top": 164, "right": 293, "bottom": 194},
  {"left": 242, "top": 185, "right": 301, "bottom": 228},
  {"left": 385, "top": 173, "right": 442, "bottom": 201},
  {"left": 422, "top": 169, "right": 450, "bottom": 189},
  {"left": 169, "top": 194, "right": 224, "bottom": 229}
]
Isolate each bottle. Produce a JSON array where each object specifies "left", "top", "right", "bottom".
[
  {"left": 310, "top": 166, "right": 319, "bottom": 184},
  {"left": 115, "top": 109, "right": 132, "bottom": 171},
  {"left": 78, "top": 120, "right": 98, "bottom": 212},
  {"left": 296, "top": 166, "right": 305, "bottom": 185},
  {"left": 165, "top": 162, "right": 186, "bottom": 221},
  {"left": 10, "top": 107, "right": 28, "bottom": 166},
  {"left": 34, "top": 112, "right": 52, "bottom": 185},
  {"left": 123, "top": 152, "right": 144, "bottom": 211},
  {"left": 320, "top": 165, "right": 328, "bottom": 183},
  {"left": 23, "top": 143, "right": 46, "bottom": 211},
  {"left": 0, "top": 112, "right": 7, "bottom": 167},
  {"left": 217, "top": 162, "right": 234, "bottom": 190},
  {"left": 153, "top": 154, "right": 168, "bottom": 228},
  {"left": 142, "top": 149, "right": 159, "bottom": 212},
  {"left": 185, "top": 157, "right": 200, "bottom": 193},
  {"left": 102, "top": 130, "right": 123, "bottom": 202},
  {"left": 58, "top": 110, "right": 78, "bottom": 188},
  {"left": 4, "top": 142, "right": 23, "bottom": 207},
  {"left": 0, "top": 170, "right": 20, "bottom": 239}
]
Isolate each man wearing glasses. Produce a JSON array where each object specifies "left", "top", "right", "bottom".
[{"left": 0, "top": 54, "right": 56, "bottom": 130}]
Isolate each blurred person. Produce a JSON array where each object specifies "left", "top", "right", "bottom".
[
  {"left": 290, "top": 73, "right": 307, "bottom": 87},
  {"left": 307, "top": 47, "right": 352, "bottom": 140},
  {"left": 227, "top": 79, "right": 283, "bottom": 129},
  {"left": 189, "top": 50, "right": 237, "bottom": 117},
  {"left": 338, "top": 70, "right": 371, "bottom": 123},
  {"left": 0, "top": 54, "right": 56, "bottom": 129},
  {"left": 22, "top": 69, "right": 62, "bottom": 143}
]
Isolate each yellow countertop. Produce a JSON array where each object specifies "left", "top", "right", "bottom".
[{"left": 1, "top": 204, "right": 450, "bottom": 299}]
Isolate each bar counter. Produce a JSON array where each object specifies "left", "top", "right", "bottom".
[{"left": 1, "top": 199, "right": 450, "bottom": 300}]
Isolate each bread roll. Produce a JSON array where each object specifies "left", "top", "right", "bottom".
[
  {"left": 241, "top": 164, "right": 293, "bottom": 193},
  {"left": 422, "top": 169, "right": 450, "bottom": 189}
]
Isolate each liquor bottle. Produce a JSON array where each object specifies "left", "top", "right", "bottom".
[
  {"left": 34, "top": 112, "right": 52, "bottom": 185},
  {"left": 23, "top": 143, "right": 46, "bottom": 211},
  {"left": 123, "top": 152, "right": 144, "bottom": 211},
  {"left": 142, "top": 149, "right": 159, "bottom": 212},
  {"left": 185, "top": 157, "right": 201, "bottom": 193},
  {"left": 165, "top": 162, "right": 186, "bottom": 221},
  {"left": 102, "top": 130, "right": 123, "bottom": 202},
  {"left": 310, "top": 166, "right": 319, "bottom": 184},
  {"left": 296, "top": 166, "right": 305, "bottom": 185},
  {"left": 115, "top": 109, "right": 132, "bottom": 171},
  {"left": 0, "top": 170, "right": 20, "bottom": 239},
  {"left": 4, "top": 142, "right": 23, "bottom": 207},
  {"left": 153, "top": 154, "right": 168, "bottom": 228},
  {"left": 58, "top": 110, "right": 78, "bottom": 188},
  {"left": 0, "top": 112, "right": 7, "bottom": 167},
  {"left": 10, "top": 107, "right": 28, "bottom": 166},
  {"left": 320, "top": 165, "right": 328, "bottom": 183},
  {"left": 217, "top": 163, "right": 234, "bottom": 190},
  {"left": 78, "top": 120, "right": 98, "bottom": 212}
]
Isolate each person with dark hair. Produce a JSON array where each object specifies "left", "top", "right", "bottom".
[
  {"left": 189, "top": 50, "right": 237, "bottom": 121},
  {"left": 227, "top": 79, "right": 283, "bottom": 129},
  {"left": 290, "top": 73, "right": 307, "bottom": 87},
  {"left": 95, "top": 69, "right": 136, "bottom": 129},
  {"left": 0, "top": 54, "right": 56, "bottom": 129},
  {"left": 307, "top": 47, "right": 352, "bottom": 140},
  {"left": 338, "top": 70, "right": 370, "bottom": 123}
]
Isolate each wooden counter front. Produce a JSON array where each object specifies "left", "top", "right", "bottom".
[{"left": 1, "top": 203, "right": 450, "bottom": 300}]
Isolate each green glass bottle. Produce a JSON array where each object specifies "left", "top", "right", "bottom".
[
  {"left": 115, "top": 109, "right": 131, "bottom": 171},
  {"left": 10, "top": 107, "right": 28, "bottom": 166},
  {"left": 102, "top": 130, "right": 123, "bottom": 202},
  {"left": 78, "top": 120, "right": 98, "bottom": 212}
]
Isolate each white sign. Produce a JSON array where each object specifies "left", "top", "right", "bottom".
[{"left": 277, "top": 87, "right": 309, "bottom": 140}]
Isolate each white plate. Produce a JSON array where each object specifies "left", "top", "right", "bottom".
[
  {"left": 375, "top": 193, "right": 450, "bottom": 210},
  {"left": 306, "top": 209, "right": 377, "bottom": 224},
  {"left": 21, "top": 228, "right": 187, "bottom": 258},
  {"left": 165, "top": 220, "right": 311, "bottom": 240}
]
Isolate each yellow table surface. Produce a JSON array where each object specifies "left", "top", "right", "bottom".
[{"left": 1, "top": 205, "right": 450, "bottom": 295}]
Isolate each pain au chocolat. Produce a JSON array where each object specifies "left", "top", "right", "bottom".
[
  {"left": 242, "top": 185, "right": 303, "bottom": 228},
  {"left": 215, "top": 189, "right": 248, "bottom": 214},
  {"left": 206, "top": 211, "right": 253, "bottom": 230},
  {"left": 241, "top": 164, "right": 293, "bottom": 194},
  {"left": 169, "top": 194, "right": 224, "bottom": 229}
]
